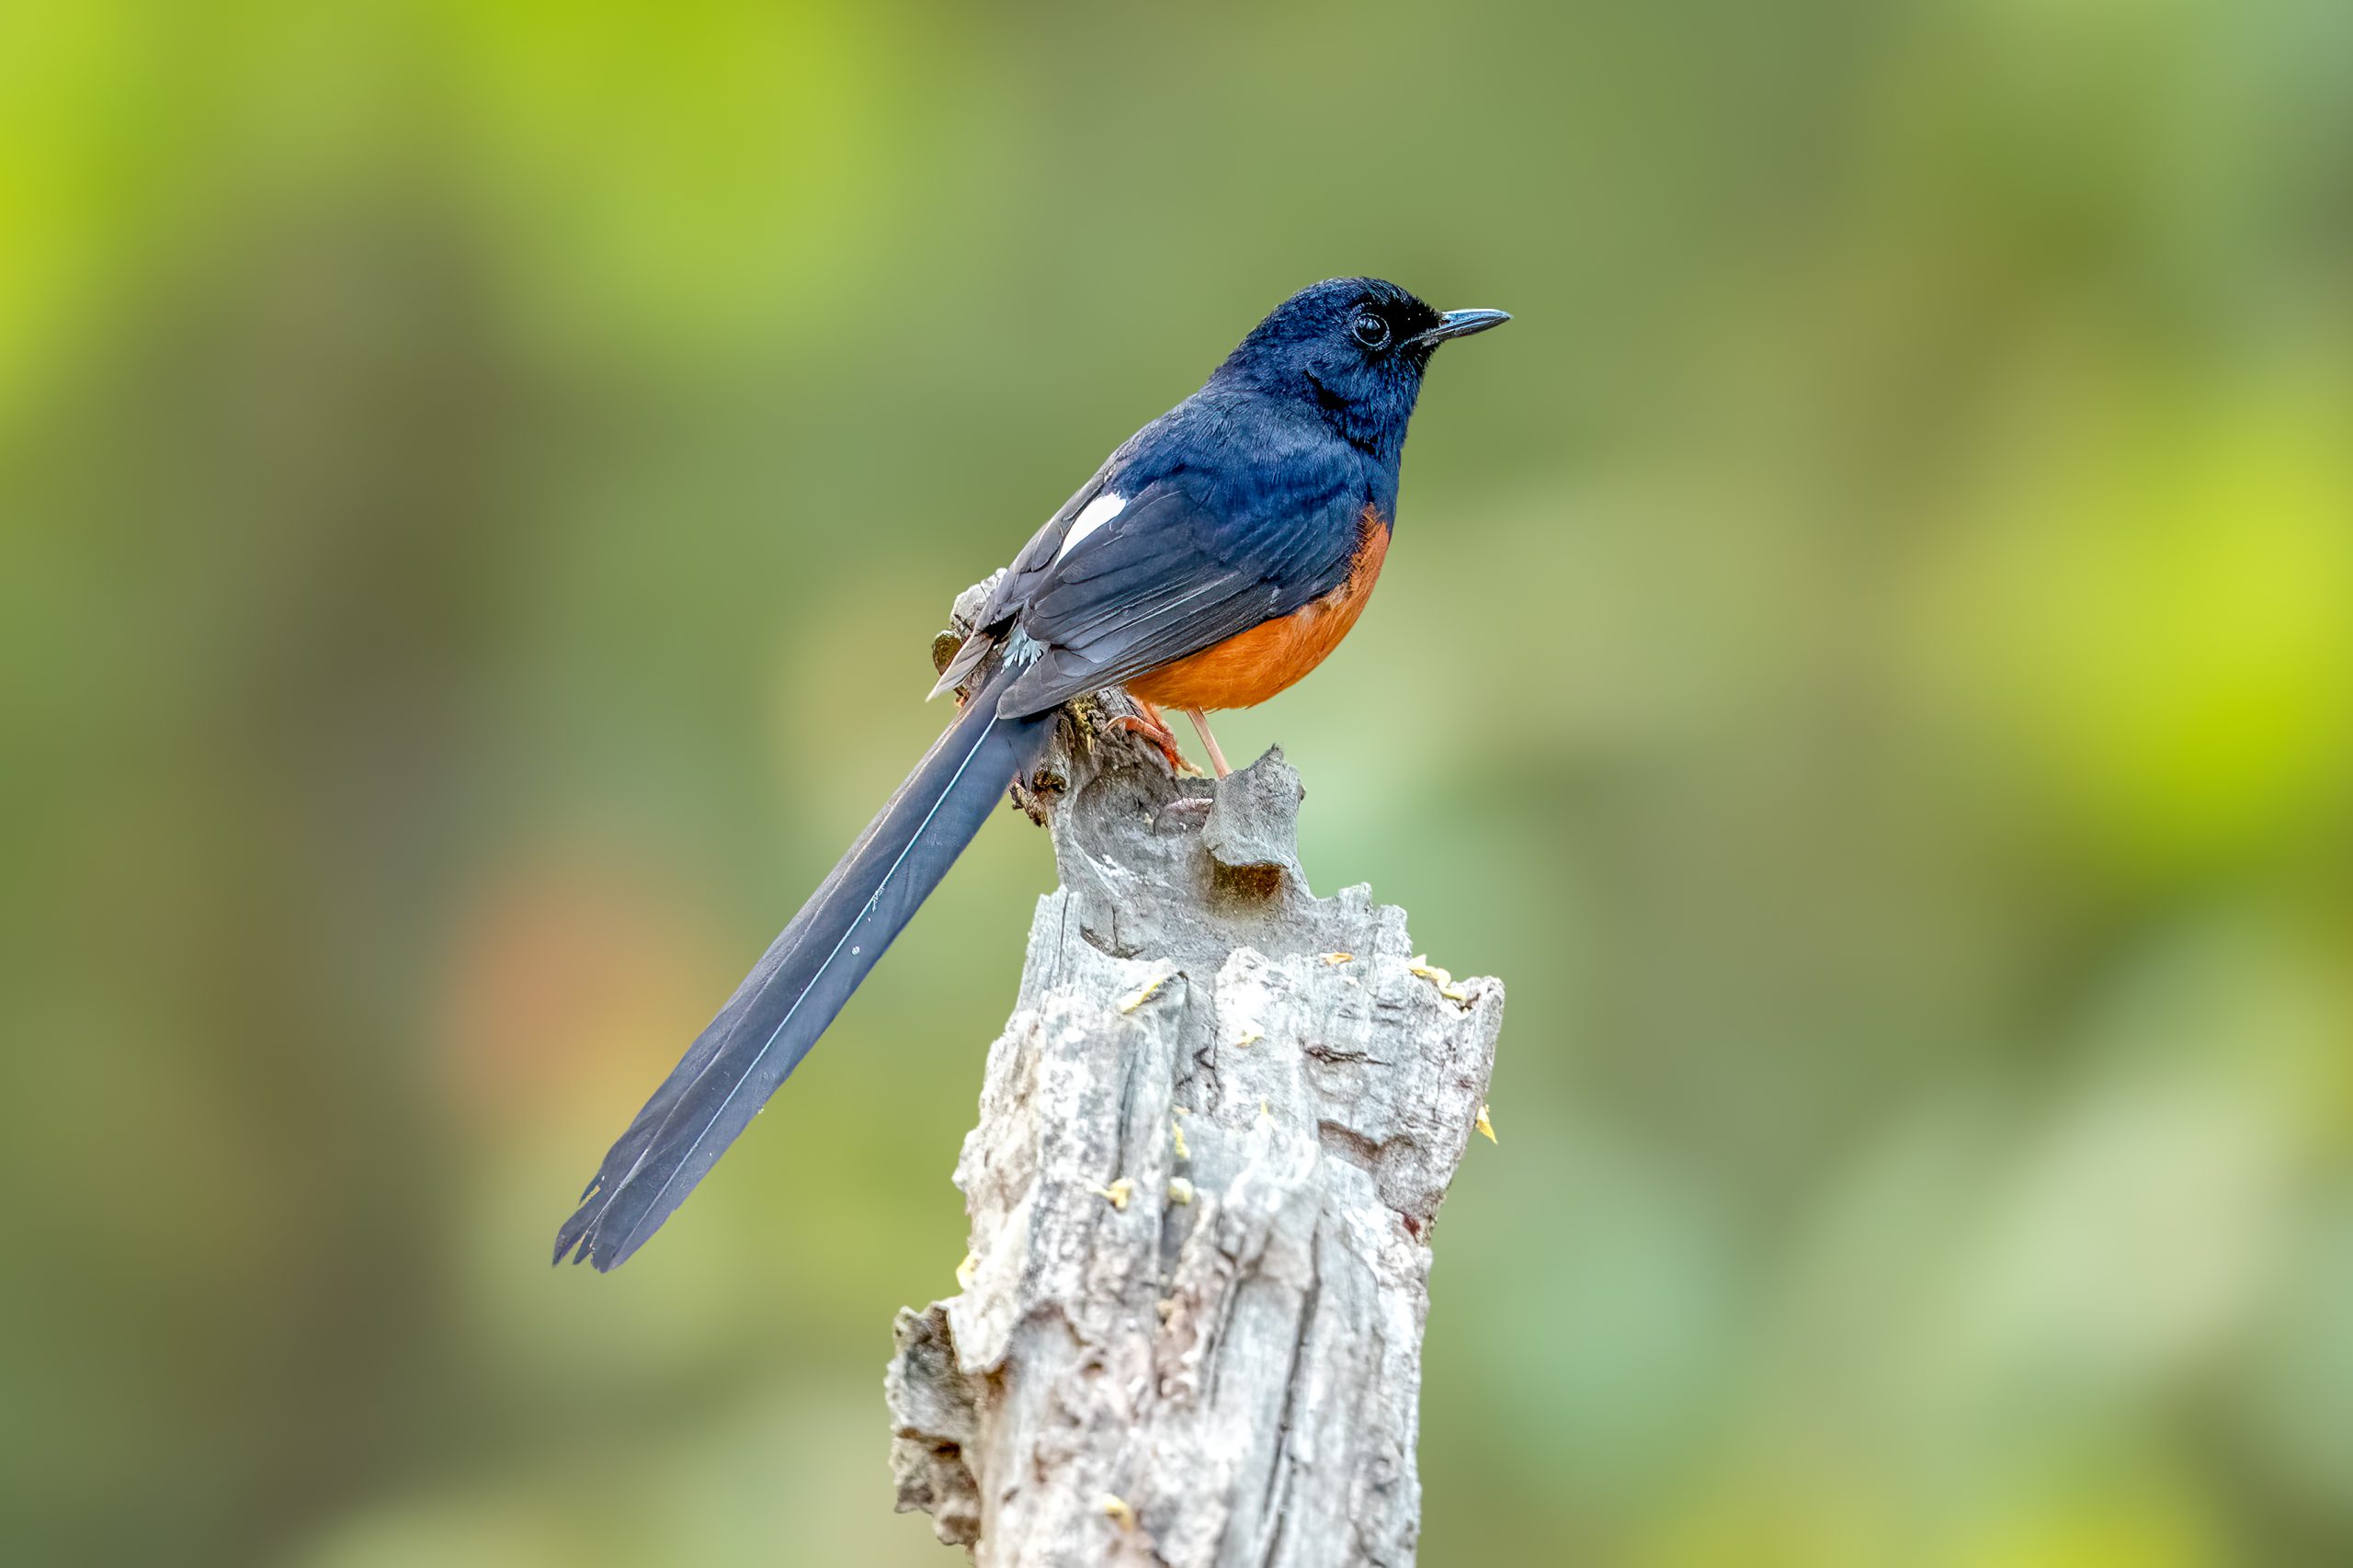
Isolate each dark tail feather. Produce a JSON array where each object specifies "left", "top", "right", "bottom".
[{"left": 554, "top": 665, "right": 1052, "bottom": 1270}]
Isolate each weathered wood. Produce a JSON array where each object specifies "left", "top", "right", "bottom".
[{"left": 889, "top": 579, "right": 1504, "bottom": 1566}]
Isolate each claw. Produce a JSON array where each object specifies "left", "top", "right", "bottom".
[{"left": 1109, "top": 711, "right": 1194, "bottom": 775}]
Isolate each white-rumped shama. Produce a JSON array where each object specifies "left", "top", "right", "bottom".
[{"left": 557, "top": 278, "right": 1508, "bottom": 1269}]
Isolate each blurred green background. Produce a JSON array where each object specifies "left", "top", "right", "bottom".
[{"left": 5, "top": 1, "right": 2350, "bottom": 1563}]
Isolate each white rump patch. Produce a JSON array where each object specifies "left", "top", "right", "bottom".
[{"left": 1052, "top": 492, "right": 1126, "bottom": 564}]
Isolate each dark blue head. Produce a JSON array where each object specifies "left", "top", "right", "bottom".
[{"left": 1210, "top": 278, "right": 1509, "bottom": 463}]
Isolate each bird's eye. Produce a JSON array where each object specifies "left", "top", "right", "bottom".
[{"left": 1350, "top": 312, "right": 1391, "bottom": 350}]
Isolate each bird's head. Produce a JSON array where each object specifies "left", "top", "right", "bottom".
[{"left": 1210, "top": 278, "right": 1509, "bottom": 461}]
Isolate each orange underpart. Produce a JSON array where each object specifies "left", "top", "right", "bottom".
[{"left": 1130, "top": 506, "right": 1391, "bottom": 713}]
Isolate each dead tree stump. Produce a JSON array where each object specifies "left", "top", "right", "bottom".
[{"left": 887, "top": 579, "right": 1505, "bottom": 1566}]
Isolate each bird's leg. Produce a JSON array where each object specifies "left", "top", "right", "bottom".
[
  {"left": 1109, "top": 698, "right": 1192, "bottom": 775},
  {"left": 1183, "top": 708, "right": 1233, "bottom": 778}
]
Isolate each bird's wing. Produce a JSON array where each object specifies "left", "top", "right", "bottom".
[
  {"left": 994, "top": 465, "right": 1364, "bottom": 716},
  {"left": 928, "top": 450, "right": 1129, "bottom": 698}
]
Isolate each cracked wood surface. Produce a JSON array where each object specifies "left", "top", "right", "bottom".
[{"left": 885, "top": 580, "right": 1505, "bottom": 1566}]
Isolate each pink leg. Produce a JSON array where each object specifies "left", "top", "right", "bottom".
[{"left": 1183, "top": 708, "right": 1233, "bottom": 778}]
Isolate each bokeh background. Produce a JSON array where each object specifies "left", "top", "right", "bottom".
[{"left": 5, "top": 1, "right": 2351, "bottom": 1563}]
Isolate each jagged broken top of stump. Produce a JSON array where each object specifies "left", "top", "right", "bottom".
[{"left": 889, "top": 576, "right": 1505, "bottom": 1567}]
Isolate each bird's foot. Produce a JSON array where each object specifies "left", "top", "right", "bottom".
[{"left": 1109, "top": 711, "right": 1198, "bottom": 777}]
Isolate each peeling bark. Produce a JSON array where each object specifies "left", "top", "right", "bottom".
[{"left": 888, "top": 579, "right": 1504, "bottom": 1566}]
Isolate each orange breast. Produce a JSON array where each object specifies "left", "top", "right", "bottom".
[{"left": 1129, "top": 505, "right": 1391, "bottom": 712}]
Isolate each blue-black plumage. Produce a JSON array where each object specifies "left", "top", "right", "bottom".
[
  {"left": 554, "top": 660, "right": 1054, "bottom": 1269},
  {"left": 557, "top": 278, "right": 1506, "bottom": 1268}
]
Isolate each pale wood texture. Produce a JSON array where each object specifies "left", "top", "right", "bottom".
[{"left": 889, "top": 579, "right": 1504, "bottom": 1566}]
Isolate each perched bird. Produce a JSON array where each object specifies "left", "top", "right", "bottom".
[{"left": 555, "top": 278, "right": 1507, "bottom": 1269}]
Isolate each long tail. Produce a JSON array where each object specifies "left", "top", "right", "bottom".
[{"left": 554, "top": 664, "right": 1052, "bottom": 1270}]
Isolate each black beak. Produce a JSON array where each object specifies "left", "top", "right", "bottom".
[{"left": 1409, "top": 308, "right": 1512, "bottom": 349}]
